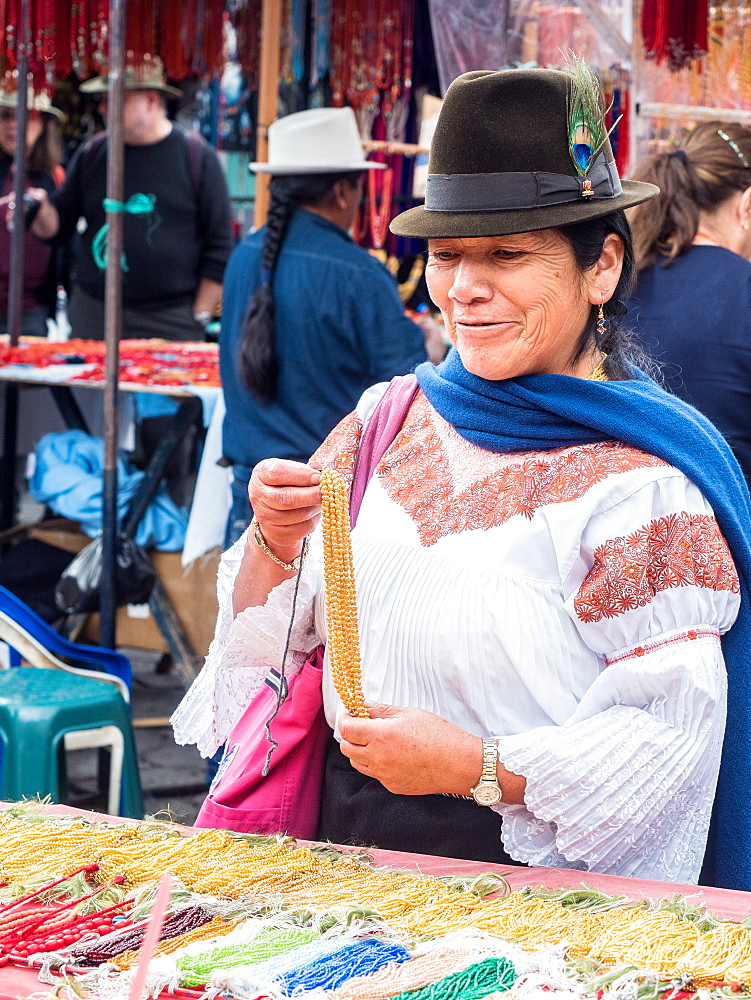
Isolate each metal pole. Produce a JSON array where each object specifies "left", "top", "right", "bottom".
[
  {"left": 100, "top": 0, "right": 126, "bottom": 649},
  {"left": 253, "top": 0, "right": 282, "bottom": 229},
  {"left": 7, "top": 0, "right": 30, "bottom": 347},
  {"left": 0, "top": 0, "right": 30, "bottom": 530}
]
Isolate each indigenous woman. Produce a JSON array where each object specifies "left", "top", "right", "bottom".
[
  {"left": 0, "top": 87, "right": 64, "bottom": 335},
  {"left": 626, "top": 123, "right": 751, "bottom": 487},
  {"left": 174, "top": 66, "right": 751, "bottom": 890}
]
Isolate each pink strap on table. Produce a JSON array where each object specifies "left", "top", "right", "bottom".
[
  {"left": 349, "top": 374, "right": 419, "bottom": 528},
  {"left": 127, "top": 874, "right": 175, "bottom": 1000}
]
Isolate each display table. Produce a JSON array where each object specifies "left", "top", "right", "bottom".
[
  {"left": 0, "top": 804, "right": 748, "bottom": 1000},
  {"left": 0, "top": 355, "right": 228, "bottom": 561},
  {"left": 0, "top": 339, "right": 231, "bottom": 680}
]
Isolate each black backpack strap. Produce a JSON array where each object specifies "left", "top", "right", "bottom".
[
  {"left": 74, "top": 131, "right": 108, "bottom": 186},
  {"left": 81, "top": 130, "right": 108, "bottom": 161},
  {"left": 183, "top": 130, "right": 205, "bottom": 200}
]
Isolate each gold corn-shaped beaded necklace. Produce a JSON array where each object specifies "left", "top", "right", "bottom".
[{"left": 319, "top": 469, "right": 370, "bottom": 718}]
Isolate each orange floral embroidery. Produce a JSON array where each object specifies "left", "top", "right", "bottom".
[
  {"left": 310, "top": 410, "right": 362, "bottom": 487},
  {"left": 377, "top": 393, "right": 670, "bottom": 547},
  {"left": 575, "top": 512, "right": 739, "bottom": 623},
  {"left": 606, "top": 629, "right": 721, "bottom": 665}
]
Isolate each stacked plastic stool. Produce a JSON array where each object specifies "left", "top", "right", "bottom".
[{"left": 0, "top": 586, "right": 143, "bottom": 818}]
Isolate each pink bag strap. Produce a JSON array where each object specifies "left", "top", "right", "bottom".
[{"left": 349, "top": 374, "right": 419, "bottom": 528}]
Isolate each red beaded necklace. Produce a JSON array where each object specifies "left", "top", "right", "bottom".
[{"left": 368, "top": 163, "right": 393, "bottom": 249}]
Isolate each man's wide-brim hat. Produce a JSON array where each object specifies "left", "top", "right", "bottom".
[
  {"left": 80, "top": 56, "right": 182, "bottom": 99},
  {"left": 390, "top": 67, "right": 658, "bottom": 239},
  {"left": 250, "top": 107, "right": 385, "bottom": 175},
  {"left": 0, "top": 88, "right": 63, "bottom": 120}
]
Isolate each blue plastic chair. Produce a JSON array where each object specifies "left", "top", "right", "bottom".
[
  {"left": 0, "top": 585, "right": 132, "bottom": 691},
  {"left": 0, "top": 585, "right": 142, "bottom": 817}
]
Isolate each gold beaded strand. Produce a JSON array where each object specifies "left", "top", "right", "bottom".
[{"left": 319, "top": 468, "right": 369, "bottom": 718}]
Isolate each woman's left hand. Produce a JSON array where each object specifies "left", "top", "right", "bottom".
[{"left": 338, "top": 704, "right": 482, "bottom": 796}]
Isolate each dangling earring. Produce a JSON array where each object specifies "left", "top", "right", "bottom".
[{"left": 597, "top": 300, "right": 606, "bottom": 339}]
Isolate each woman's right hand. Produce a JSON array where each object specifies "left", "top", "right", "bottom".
[
  {"left": 0, "top": 187, "right": 47, "bottom": 226},
  {"left": 247, "top": 459, "right": 322, "bottom": 561}
]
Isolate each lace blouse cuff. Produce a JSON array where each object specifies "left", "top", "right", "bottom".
[
  {"left": 172, "top": 554, "right": 320, "bottom": 757},
  {"left": 494, "top": 632, "right": 726, "bottom": 881}
]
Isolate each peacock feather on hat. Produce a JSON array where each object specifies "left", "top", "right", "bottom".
[{"left": 566, "top": 54, "right": 619, "bottom": 177}]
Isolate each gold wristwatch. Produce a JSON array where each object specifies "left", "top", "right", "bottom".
[
  {"left": 251, "top": 518, "right": 303, "bottom": 572},
  {"left": 471, "top": 739, "right": 501, "bottom": 806}
]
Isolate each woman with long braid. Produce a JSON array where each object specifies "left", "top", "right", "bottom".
[
  {"left": 239, "top": 171, "right": 356, "bottom": 406},
  {"left": 219, "top": 108, "right": 438, "bottom": 546}
]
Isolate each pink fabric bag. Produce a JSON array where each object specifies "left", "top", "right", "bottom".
[{"left": 195, "top": 375, "right": 419, "bottom": 838}]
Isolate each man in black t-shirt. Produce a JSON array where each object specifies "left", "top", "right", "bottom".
[{"left": 27, "top": 58, "right": 233, "bottom": 342}]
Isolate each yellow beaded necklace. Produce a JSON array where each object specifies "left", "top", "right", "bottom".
[{"left": 319, "top": 468, "right": 369, "bottom": 718}]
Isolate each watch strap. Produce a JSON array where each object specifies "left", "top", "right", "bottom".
[
  {"left": 480, "top": 738, "right": 499, "bottom": 781},
  {"left": 471, "top": 739, "right": 502, "bottom": 806}
]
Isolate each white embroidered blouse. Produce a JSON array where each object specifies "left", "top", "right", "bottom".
[{"left": 172, "top": 384, "right": 740, "bottom": 884}]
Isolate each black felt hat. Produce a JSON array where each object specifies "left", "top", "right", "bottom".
[{"left": 390, "top": 68, "right": 658, "bottom": 240}]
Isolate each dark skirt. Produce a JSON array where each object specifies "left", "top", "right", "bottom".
[{"left": 317, "top": 735, "right": 519, "bottom": 865}]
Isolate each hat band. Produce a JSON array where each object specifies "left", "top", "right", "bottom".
[{"left": 424, "top": 155, "right": 622, "bottom": 213}]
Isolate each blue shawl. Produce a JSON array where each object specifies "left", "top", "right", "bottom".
[{"left": 417, "top": 350, "right": 751, "bottom": 891}]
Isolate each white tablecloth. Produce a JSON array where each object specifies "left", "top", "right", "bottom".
[
  {"left": 181, "top": 391, "right": 231, "bottom": 566},
  {"left": 0, "top": 374, "right": 231, "bottom": 566}
]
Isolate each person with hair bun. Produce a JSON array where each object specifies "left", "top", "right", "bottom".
[
  {"left": 219, "top": 108, "right": 438, "bottom": 547},
  {"left": 627, "top": 121, "right": 751, "bottom": 484}
]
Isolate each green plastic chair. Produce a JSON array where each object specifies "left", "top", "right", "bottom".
[{"left": 0, "top": 613, "right": 143, "bottom": 819}]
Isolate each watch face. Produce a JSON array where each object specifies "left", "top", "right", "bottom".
[{"left": 473, "top": 782, "right": 502, "bottom": 806}]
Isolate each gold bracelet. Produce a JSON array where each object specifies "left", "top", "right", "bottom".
[{"left": 251, "top": 517, "right": 303, "bottom": 572}]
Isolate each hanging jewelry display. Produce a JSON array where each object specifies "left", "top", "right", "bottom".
[
  {"left": 740, "top": 0, "right": 751, "bottom": 100},
  {"left": 310, "top": 0, "right": 332, "bottom": 89},
  {"left": 289, "top": 0, "right": 306, "bottom": 84},
  {"left": 4, "top": 0, "right": 14, "bottom": 70},
  {"left": 641, "top": 0, "right": 709, "bottom": 70},
  {"left": 637, "top": 0, "right": 751, "bottom": 168},
  {"left": 367, "top": 163, "right": 394, "bottom": 249},
  {"left": 397, "top": 254, "right": 424, "bottom": 303},
  {"left": 198, "top": 0, "right": 225, "bottom": 78},
  {"left": 280, "top": 0, "right": 293, "bottom": 83},
  {"left": 329, "top": 0, "right": 414, "bottom": 139},
  {"left": 375, "top": 0, "right": 396, "bottom": 114},
  {"left": 191, "top": 0, "right": 205, "bottom": 77},
  {"left": 707, "top": 1, "right": 724, "bottom": 79},
  {"left": 0, "top": 0, "right": 229, "bottom": 96},
  {"left": 329, "top": 0, "right": 349, "bottom": 107},
  {"left": 387, "top": 0, "right": 413, "bottom": 142},
  {"left": 232, "top": 0, "right": 261, "bottom": 90}
]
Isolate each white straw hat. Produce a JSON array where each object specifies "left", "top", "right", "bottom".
[{"left": 250, "top": 107, "right": 384, "bottom": 174}]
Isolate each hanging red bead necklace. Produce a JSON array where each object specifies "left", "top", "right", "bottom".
[
  {"left": 368, "top": 163, "right": 393, "bottom": 249},
  {"left": 328, "top": 0, "right": 348, "bottom": 106},
  {"left": 6, "top": 0, "right": 18, "bottom": 67}
]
